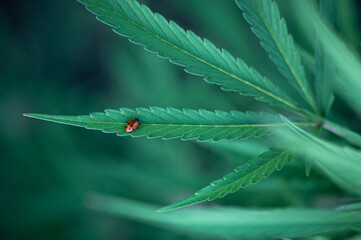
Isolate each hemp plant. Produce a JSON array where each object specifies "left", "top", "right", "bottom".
[{"left": 25, "top": 0, "right": 361, "bottom": 238}]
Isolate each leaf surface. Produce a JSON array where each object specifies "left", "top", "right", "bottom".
[
  {"left": 158, "top": 148, "right": 296, "bottom": 212},
  {"left": 86, "top": 194, "right": 361, "bottom": 239},
  {"left": 24, "top": 108, "right": 312, "bottom": 141},
  {"left": 77, "top": 0, "right": 302, "bottom": 111},
  {"left": 236, "top": 0, "right": 319, "bottom": 114}
]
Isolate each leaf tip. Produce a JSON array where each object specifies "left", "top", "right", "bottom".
[
  {"left": 23, "top": 113, "right": 53, "bottom": 122},
  {"left": 156, "top": 206, "right": 176, "bottom": 213},
  {"left": 23, "top": 113, "right": 42, "bottom": 119},
  {"left": 23, "top": 113, "right": 35, "bottom": 118}
]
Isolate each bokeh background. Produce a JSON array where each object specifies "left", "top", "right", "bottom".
[{"left": 1, "top": 0, "right": 361, "bottom": 239}]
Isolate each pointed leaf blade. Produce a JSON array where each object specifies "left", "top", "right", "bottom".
[
  {"left": 77, "top": 0, "right": 302, "bottom": 111},
  {"left": 24, "top": 108, "right": 313, "bottom": 142},
  {"left": 158, "top": 148, "right": 296, "bottom": 212},
  {"left": 236, "top": 0, "right": 319, "bottom": 114}
]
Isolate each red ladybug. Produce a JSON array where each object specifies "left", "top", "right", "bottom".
[{"left": 125, "top": 119, "right": 140, "bottom": 132}]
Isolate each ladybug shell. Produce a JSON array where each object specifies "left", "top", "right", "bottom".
[{"left": 125, "top": 119, "right": 140, "bottom": 132}]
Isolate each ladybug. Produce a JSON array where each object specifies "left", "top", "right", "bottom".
[{"left": 125, "top": 119, "right": 140, "bottom": 132}]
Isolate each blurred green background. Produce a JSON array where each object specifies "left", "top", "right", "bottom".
[{"left": 1, "top": 0, "right": 360, "bottom": 239}]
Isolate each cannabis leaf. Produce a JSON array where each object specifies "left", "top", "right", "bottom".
[
  {"left": 24, "top": 108, "right": 312, "bottom": 141},
  {"left": 158, "top": 148, "right": 295, "bottom": 212},
  {"left": 77, "top": 0, "right": 302, "bottom": 112},
  {"left": 87, "top": 194, "right": 361, "bottom": 239},
  {"left": 236, "top": 0, "right": 319, "bottom": 114}
]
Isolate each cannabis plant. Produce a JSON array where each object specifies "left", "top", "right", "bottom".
[{"left": 24, "top": 0, "right": 361, "bottom": 239}]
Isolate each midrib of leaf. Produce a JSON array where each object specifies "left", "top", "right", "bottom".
[
  {"left": 86, "top": 0, "right": 301, "bottom": 112},
  {"left": 250, "top": 0, "right": 320, "bottom": 115}
]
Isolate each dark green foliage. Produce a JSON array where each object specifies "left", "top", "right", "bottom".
[{"left": 4, "top": 0, "right": 361, "bottom": 239}]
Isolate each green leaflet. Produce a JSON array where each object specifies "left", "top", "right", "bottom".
[
  {"left": 281, "top": 116, "right": 361, "bottom": 197},
  {"left": 158, "top": 148, "right": 296, "bottom": 212},
  {"left": 236, "top": 0, "right": 319, "bottom": 114},
  {"left": 77, "top": 0, "right": 302, "bottom": 112},
  {"left": 314, "top": 39, "right": 334, "bottom": 116},
  {"left": 87, "top": 194, "right": 361, "bottom": 239},
  {"left": 24, "top": 108, "right": 313, "bottom": 141},
  {"left": 315, "top": 0, "right": 337, "bottom": 116}
]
